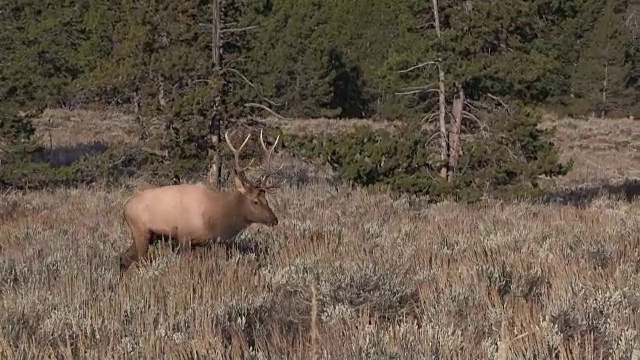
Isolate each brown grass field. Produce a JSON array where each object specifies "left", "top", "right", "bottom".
[{"left": 1, "top": 110, "right": 639, "bottom": 359}]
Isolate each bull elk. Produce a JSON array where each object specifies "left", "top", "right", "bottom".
[{"left": 119, "top": 129, "right": 282, "bottom": 272}]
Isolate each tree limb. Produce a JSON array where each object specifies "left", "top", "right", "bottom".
[
  {"left": 141, "top": 147, "right": 169, "bottom": 158},
  {"left": 487, "top": 93, "right": 512, "bottom": 113},
  {"left": 221, "top": 25, "right": 260, "bottom": 33},
  {"left": 462, "top": 110, "right": 489, "bottom": 136},
  {"left": 244, "top": 103, "right": 290, "bottom": 120},
  {"left": 421, "top": 111, "right": 440, "bottom": 123},
  {"left": 464, "top": 99, "right": 493, "bottom": 111},
  {"left": 400, "top": 84, "right": 437, "bottom": 91},
  {"left": 395, "top": 88, "right": 440, "bottom": 96},
  {"left": 398, "top": 61, "right": 439, "bottom": 73},
  {"left": 0, "top": 143, "right": 15, "bottom": 160},
  {"left": 424, "top": 131, "right": 441, "bottom": 146},
  {"left": 418, "top": 21, "right": 436, "bottom": 29},
  {"left": 222, "top": 67, "right": 280, "bottom": 107},
  {"left": 463, "top": 99, "right": 483, "bottom": 113}
]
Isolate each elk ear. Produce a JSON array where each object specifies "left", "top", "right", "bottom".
[{"left": 232, "top": 170, "right": 248, "bottom": 194}]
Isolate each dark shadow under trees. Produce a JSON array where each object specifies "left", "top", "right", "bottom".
[
  {"left": 327, "top": 48, "right": 373, "bottom": 118},
  {"left": 31, "top": 141, "right": 109, "bottom": 167},
  {"left": 540, "top": 179, "right": 640, "bottom": 207}
]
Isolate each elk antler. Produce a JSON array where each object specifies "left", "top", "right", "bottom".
[
  {"left": 257, "top": 129, "right": 284, "bottom": 189},
  {"left": 224, "top": 130, "right": 256, "bottom": 184}
]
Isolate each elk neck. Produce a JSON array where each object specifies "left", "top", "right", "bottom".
[{"left": 204, "top": 189, "right": 252, "bottom": 234}]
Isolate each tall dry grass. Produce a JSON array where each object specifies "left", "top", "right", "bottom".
[
  {"left": 1, "top": 181, "right": 639, "bottom": 359},
  {"left": 1, "top": 110, "right": 639, "bottom": 359}
]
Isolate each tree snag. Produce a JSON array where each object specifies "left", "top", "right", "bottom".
[
  {"left": 208, "top": 0, "right": 223, "bottom": 188},
  {"left": 431, "top": 0, "right": 448, "bottom": 179},
  {"left": 448, "top": 87, "right": 464, "bottom": 180}
]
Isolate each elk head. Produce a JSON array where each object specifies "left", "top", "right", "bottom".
[{"left": 224, "top": 129, "right": 283, "bottom": 227}]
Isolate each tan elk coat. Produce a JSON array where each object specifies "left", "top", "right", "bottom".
[{"left": 119, "top": 130, "right": 281, "bottom": 272}]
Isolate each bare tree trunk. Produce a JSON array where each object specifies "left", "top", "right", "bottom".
[
  {"left": 208, "top": 0, "right": 223, "bottom": 188},
  {"left": 601, "top": 38, "right": 610, "bottom": 119},
  {"left": 448, "top": 88, "right": 464, "bottom": 180},
  {"left": 431, "top": 0, "right": 441, "bottom": 38},
  {"left": 601, "top": 60, "right": 608, "bottom": 119},
  {"left": 436, "top": 64, "right": 448, "bottom": 179},
  {"left": 431, "top": 0, "right": 448, "bottom": 179},
  {"left": 212, "top": 0, "right": 220, "bottom": 67}
]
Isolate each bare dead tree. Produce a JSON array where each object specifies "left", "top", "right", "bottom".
[
  {"left": 208, "top": 0, "right": 223, "bottom": 188},
  {"left": 396, "top": 0, "right": 484, "bottom": 182},
  {"left": 601, "top": 37, "right": 610, "bottom": 119},
  {"left": 431, "top": 0, "right": 448, "bottom": 179},
  {"left": 204, "top": 0, "right": 285, "bottom": 188},
  {"left": 436, "top": 64, "right": 448, "bottom": 178},
  {"left": 398, "top": 0, "right": 449, "bottom": 179},
  {"left": 448, "top": 88, "right": 464, "bottom": 179},
  {"left": 401, "top": 0, "right": 448, "bottom": 178}
]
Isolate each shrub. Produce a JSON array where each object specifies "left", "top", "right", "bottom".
[{"left": 284, "top": 106, "right": 572, "bottom": 202}]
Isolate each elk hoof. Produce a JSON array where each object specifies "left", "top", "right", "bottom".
[{"left": 119, "top": 256, "right": 132, "bottom": 273}]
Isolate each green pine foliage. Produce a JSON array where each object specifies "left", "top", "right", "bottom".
[
  {"left": 285, "top": 104, "right": 571, "bottom": 203},
  {"left": 571, "top": 0, "right": 636, "bottom": 117},
  {"left": 1, "top": 0, "right": 635, "bottom": 194}
]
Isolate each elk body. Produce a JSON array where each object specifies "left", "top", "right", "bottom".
[{"left": 119, "top": 130, "right": 282, "bottom": 272}]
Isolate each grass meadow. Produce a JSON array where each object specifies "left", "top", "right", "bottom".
[{"left": 1, "top": 111, "right": 639, "bottom": 359}]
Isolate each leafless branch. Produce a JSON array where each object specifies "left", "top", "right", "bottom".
[
  {"left": 463, "top": 99, "right": 484, "bottom": 113},
  {"left": 398, "top": 61, "right": 439, "bottom": 74},
  {"left": 0, "top": 143, "right": 15, "bottom": 159},
  {"left": 395, "top": 88, "right": 440, "bottom": 96},
  {"left": 465, "top": 99, "right": 493, "bottom": 112},
  {"left": 462, "top": 111, "right": 483, "bottom": 125},
  {"left": 424, "top": 131, "right": 441, "bottom": 146},
  {"left": 189, "top": 79, "right": 214, "bottom": 87},
  {"left": 487, "top": 93, "right": 512, "bottom": 113},
  {"left": 502, "top": 145, "right": 519, "bottom": 161},
  {"left": 462, "top": 110, "right": 490, "bottom": 134},
  {"left": 418, "top": 21, "right": 436, "bottom": 29},
  {"left": 421, "top": 111, "right": 440, "bottom": 123},
  {"left": 199, "top": 22, "right": 252, "bottom": 31},
  {"left": 157, "top": 76, "right": 167, "bottom": 109},
  {"left": 222, "top": 67, "right": 280, "bottom": 107},
  {"left": 244, "top": 103, "right": 290, "bottom": 120},
  {"left": 105, "top": 154, "right": 128, "bottom": 167},
  {"left": 400, "top": 84, "right": 437, "bottom": 91},
  {"left": 141, "top": 147, "right": 169, "bottom": 158},
  {"left": 221, "top": 25, "right": 259, "bottom": 33}
]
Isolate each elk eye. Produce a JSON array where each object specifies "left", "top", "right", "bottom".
[{"left": 252, "top": 199, "right": 259, "bottom": 205}]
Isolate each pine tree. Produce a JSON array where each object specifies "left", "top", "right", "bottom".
[
  {"left": 0, "top": 0, "right": 46, "bottom": 163},
  {"left": 572, "top": 0, "right": 634, "bottom": 117}
]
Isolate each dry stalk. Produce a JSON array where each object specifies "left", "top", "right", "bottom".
[{"left": 310, "top": 282, "right": 319, "bottom": 360}]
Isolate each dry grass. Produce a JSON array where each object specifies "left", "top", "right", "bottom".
[
  {"left": 1, "top": 183, "right": 640, "bottom": 358},
  {"left": 268, "top": 116, "right": 400, "bottom": 135},
  {"left": 33, "top": 108, "right": 138, "bottom": 146},
  {"left": 548, "top": 117, "right": 640, "bottom": 187},
  {"left": 31, "top": 109, "right": 399, "bottom": 146},
  {"left": 2, "top": 109, "right": 639, "bottom": 358}
]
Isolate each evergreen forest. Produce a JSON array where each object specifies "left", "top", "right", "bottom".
[{"left": 1, "top": 0, "right": 638, "bottom": 201}]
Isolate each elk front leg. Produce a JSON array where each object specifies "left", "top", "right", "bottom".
[
  {"left": 120, "top": 223, "right": 151, "bottom": 272},
  {"left": 119, "top": 244, "right": 137, "bottom": 272}
]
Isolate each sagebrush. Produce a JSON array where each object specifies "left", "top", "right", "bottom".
[{"left": 1, "top": 181, "right": 639, "bottom": 359}]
